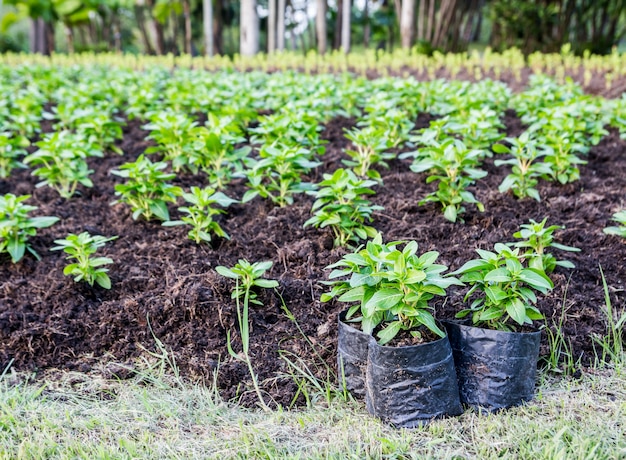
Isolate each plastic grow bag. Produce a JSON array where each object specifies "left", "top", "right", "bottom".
[
  {"left": 337, "top": 309, "right": 370, "bottom": 397},
  {"left": 365, "top": 335, "right": 463, "bottom": 428},
  {"left": 444, "top": 321, "right": 541, "bottom": 411}
]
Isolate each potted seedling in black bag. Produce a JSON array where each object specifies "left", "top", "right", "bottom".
[
  {"left": 322, "top": 233, "right": 463, "bottom": 427},
  {"left": 448, "top": 242, "right": 554, "bottom": 411}
]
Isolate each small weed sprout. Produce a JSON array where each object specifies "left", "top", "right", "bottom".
[
  {"left": 51, "top": 232, "right": 118, "bottom": 289},
  {"left": 216, "top": 260, "right": 279, "bottom": 410}
]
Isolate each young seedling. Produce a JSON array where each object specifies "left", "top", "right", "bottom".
[
  {"left": 143, "top": 111, "right": 198, "bottom": 173},
  {"left": 0, "top": 194, "right": 59, "bottom": 263},
  {"left": 163, "top": 186, "right": 237, "bottom": 244},
  {"left": 304, "top": 168, "right": 382, "bottom": 247},
  {"left": 411, "top": 138, "right": 487, "bottom": 223},
  {"left": 0, "top": 132, "right": 29, "bottom": 178},
  {"left": 451, "top": 243, "right": 554, "bottom": 331},
  {"left": 603, "top": 210, "right": 626, "bottom": 238},
  {"left": 343, "top": 126, "right": 394, "bottom": 181},
  {"left": 75, "top": 111, "right": 125, "bottom": 155},
  {"left": 243, "top": 144, "right": 320, "bottom": 207},
  {"left": 24, "top": 131, "right": 97, "bottom": 199},
  {"left": 511, "top": 217, "right": 580, "bottom": 273},
  {"left": 190, "top": 123, "right": 250, "bottom": 189},
  {"left": 216, "top": 260, "right": 279, "bottom": 410},
  {"left": 51, "top": 232, "right": 118, "bottom": 289},
  {"left": 493, "top": 132, "right": 553, "bottom": 201},
  {"left": 111, "top": 155, "right": 182, "bottom": 221}
]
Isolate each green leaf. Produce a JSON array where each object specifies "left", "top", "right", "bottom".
[
  {"left": 443, "top": 205, "right": 457, "bottom": 222},
  {"left": 254, "top": 279, "right": 279, "bottom": 289},
  {"left": 484, "top": 267, "right": 512, "bottom": 283},
  {"left": 415, "top": 310, "right": 445, "bottom": 337},
  {"left": 492, "top": 143, "right": 510, "bottom": 154},
  {"left": 7, "top": 239, "right": 25, "bottom": 263},
  {"left": 215, "top": 266, "right": 239, "bottom": 279},
  {"left": 404, "top": 269, "right": 426, "bottom": 284},
  {"left": 518, "top": 268, "right": 553, "bottom": 291},
  {"left": 506, "top": 298, "right": 527, "bottom": 325},
  {"left": 364, "top": 288, "right": 403, "bottom": 312},
  {"left": 376, "top": 321, "right": 403, "bottom": 345},
  {"left": 96, "top": 273, "right": 112, "bottom": 289},
  {"left": 338, "top": 286, "right": 365, "bottom": 302}
]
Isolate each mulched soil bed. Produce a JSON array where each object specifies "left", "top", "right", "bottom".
[{"left": 1, "top": 106, "right": 625, "bottom": 408}]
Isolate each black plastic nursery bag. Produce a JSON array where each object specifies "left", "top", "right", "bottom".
[
  {"left": 337, "top": 309, "right": 370, "bottom": 397},
  {"left": 365, "top": 335, "right": 463, "bottom": 428},
  {"left": 444, "top": 321, "right": 541, "bottom": 411}
]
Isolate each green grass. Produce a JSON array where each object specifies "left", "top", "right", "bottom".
[{"left": 1, "top": 361, "right": 625, "bottom": 459}]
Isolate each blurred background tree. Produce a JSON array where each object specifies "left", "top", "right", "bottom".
[{"left": 0, "top": 0, "right": 624, "bottom": 56}]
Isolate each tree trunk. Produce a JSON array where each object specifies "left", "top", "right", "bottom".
[
  {"left": 146, "top": 0, "right": 165, "bottom": 54},
  {"left": 393, "top": 0, "right": 402, "bottom": 27},
  {"left": 401, "top": 0, "right": 416, "bottom": 48},
  {"left": 341, "top": 0, "right": 351, "bottom": 52},
  {"left": 213, "top": 0, "right": 223, "bottom": 54},
  {"left": 268, "top": 0, "right": 277, "bottom": 53},
  {"left": 363, "top": 0, "right": 370, "bottom": 48},
  {"left": 183, "top": 0, "right": 192, "bottom": 54},
  {"left": 204, "top": 0, "right": 214, "bottom": 55},
  {"left": 113, "top": 14, "right": 122, "bottom": 52},
  {"left": 426, "top": 0, "right": 434, "bottom": 43},
  {"left": 316, "top": 0, "right": 327, "bottom": 54},
  {"left": 240, "top": 0, "right": 259, "bottom": 55},
  {"left": 334, "top": 0, "right": 342, "bottom": 49},
  {"left": 134, "top": 3, "right": 155, "bottom": 54},
  {"left": 30, "top": 18, "right": 46, "bottom": 54},
  {"left": 277, "top": 0, "right": 286, "bottom": 51},
  {"left": 417, "top": 0, "right": 425, "bottom": 41},
  {"left": 65, "top": 25, "right": 75, "bottom": 53},
  {"left": 45, "top": 21, "right": 55, "bottom": 55}
]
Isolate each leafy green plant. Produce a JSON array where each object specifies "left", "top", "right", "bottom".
[
  {"left": 511, "top": 217, "right": 580, "bottom": 273},
  {"left": 360, "top": 99, "right": 413, "bottom": 148},
  {"left": 249, "top": 111, "right": 325, "bottom": 153},
  {"left": 190, "top": 122, "right": 250, "bottom": 189},
  {"left": 603, "top": 210, "right": 626, "bottom": 238},
  {"left": 304, "top": 168, "right": 382, "bottom": 247},
  {"left": 76, "top": 111, "right": 125, "bottom": 155},
  {"left": 51, "top": 232, "right": 117, "bottom": 289},
  {"left": 322, "top": 233, "right": 462, "bottom": 345},
  {"left": 0, "top": 193, "right": 59, "bottom": 263},
  {"left": 493, "top": 132, "right": 553, "bottom": 201},
  {"left": 163, "top": 186, "right": 237, "bottom": 244},
  {"left": 216, "top": 260, "right": 279, "bottom": 410},
  {"left": 111, "top": 154, "right": 182, "bottom": 221},
  {"left": 24, "top": 131, "right": 97, "bottom": 199},
  {"left": 410, "top": 138, "right": 487, "bottom": 223},
  {"left": 0, "top": 132, "right": 29, "bottom": 178},
  {"left": 143, "top": 111, "right": 198, "bottom": 173},
  {"left": 343, "top": 126, "right": 394, "bottom": 180},
  {"left": 451, "top": 243, "right": 554, "bottom": 331},
  {"left": 243, "top": 144, "right": 320, "bottom": 207},
  {"left": 538, "top": 134, "right": 587, "bottom": 184}
]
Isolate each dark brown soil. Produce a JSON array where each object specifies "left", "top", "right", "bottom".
[{"left": 1, "top": 108, "right": 625, "bottom": 408}]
